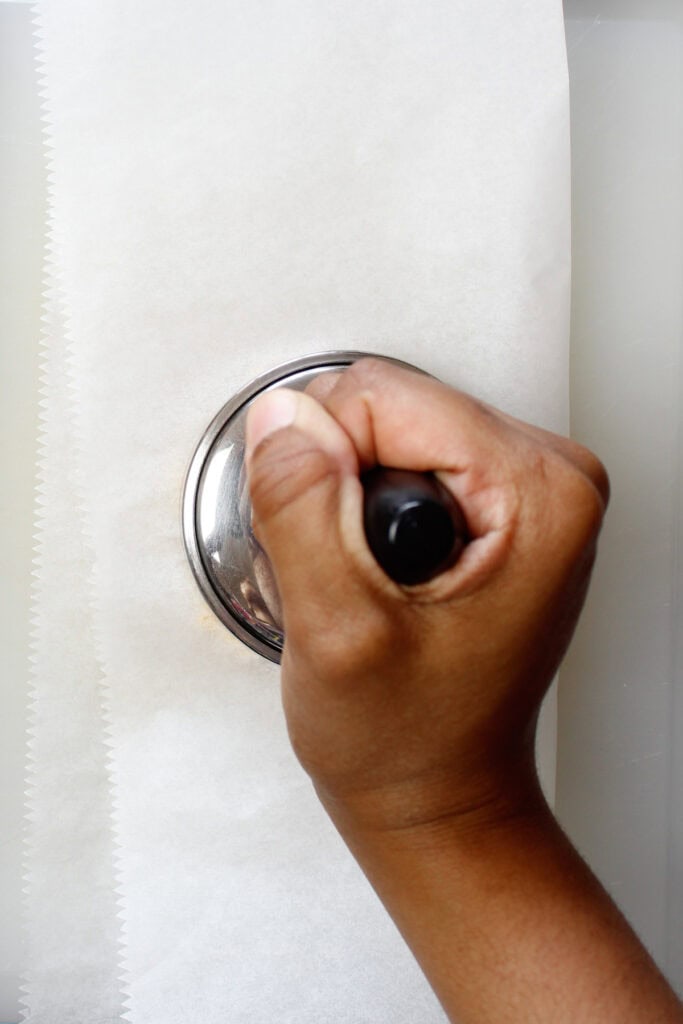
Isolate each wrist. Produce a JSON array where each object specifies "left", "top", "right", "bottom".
[{"left": 314, "top": 743, "right": 550, "bottom": 854}]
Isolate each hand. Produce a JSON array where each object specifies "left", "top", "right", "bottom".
[
  {"left": 245, "top": 359, "right": 683, "bottom": 1024},
  {"left": 245, "top": 358, "right": 608, "bottom": 832}
]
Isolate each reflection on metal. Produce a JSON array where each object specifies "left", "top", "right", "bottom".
[{"left": 182, "top": 351, "right": 417, "bottom": 663}]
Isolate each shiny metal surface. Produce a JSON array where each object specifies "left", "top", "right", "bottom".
[{"left": 183, "top": 351, "right": 418, "bottom": 662}]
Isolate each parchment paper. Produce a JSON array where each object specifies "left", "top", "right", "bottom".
[
  {"left": 28, "top": 2, "right": 570, "bottom": 1020},
  {"left": 22, "top": 269, "right": 124, "bottom": 1022}
]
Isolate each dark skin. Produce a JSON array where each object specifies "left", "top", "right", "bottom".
[{"left": 245, "top": 358, "right": 683, "bottom": 1024}]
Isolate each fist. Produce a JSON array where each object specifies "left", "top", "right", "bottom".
[{"left": 245, "top": 359, "right": 609, "bottom": 834}]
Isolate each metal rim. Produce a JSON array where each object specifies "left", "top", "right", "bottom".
[{"left": 182, "top": 350, "right": 422, "bottom": 662}]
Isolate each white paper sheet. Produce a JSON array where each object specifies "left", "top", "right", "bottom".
[
  {"left": 22, "top": 270, "right": 124, "bottom": 1022},
  {"left": 27, "top": 2, "right": 570, "bottom": 1020}
]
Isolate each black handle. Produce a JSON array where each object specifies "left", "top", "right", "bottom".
[{"left": 361, "top": 467, "right": 469, "bottom": 586}]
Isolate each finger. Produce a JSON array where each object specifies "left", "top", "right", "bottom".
[
  {"left": 321, "top": 359, "right": 611, "bottom": 530},
  {"left": 245, "top": 388, "right": 388, "bottom": 646},
  {"left": 320, "top": 359, "right": 497, "bottom": 472},
  {"left": 318, "top": 358, "right": 518, "bottom": 542},
  {"left": 246, "top": 387, "right": 356, "bottom": 477}
]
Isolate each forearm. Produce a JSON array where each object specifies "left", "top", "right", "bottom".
[
  {"left": 245, "top": 363, "right": 677, "bottom": 1020},
  {"left": 323, "top": 785, "right": 683, "bottom": 1024}
]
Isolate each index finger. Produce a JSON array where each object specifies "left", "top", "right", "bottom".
[
  {"left": 321, "top": 359, "right": 505, "bottom": 473},
  {"left": 319, "top": 358, "right": 517, "bottom": 543}
]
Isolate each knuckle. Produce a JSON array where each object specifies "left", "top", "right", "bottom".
[
  {"left": 575, "top": 443, "right": 611, "bottom": 509},
  {"left": 345, "top": 356, "right": 388, "bottom": 388},
  {"left": 343, "top": 355, "right": 424, "bottom": 397},
  {"left": 545, "top": 433, "right": 611, "bottom": 510},
  {"left": 335, "top": 358, "right": 389, "bottom": 408},
  {"left": 513, "top": 443, "right": 607, "bottom": 564},
  {"left": 543, "top": 451, "right": 608, "bottom": 546}
]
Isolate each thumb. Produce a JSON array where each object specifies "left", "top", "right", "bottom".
[{"left": 245, "top": 388, "right": 365, "bottom": 632}]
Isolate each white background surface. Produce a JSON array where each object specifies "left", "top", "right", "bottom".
[
  {"left": 0, "top": 4, "right": 43, "bottom": 1018},
  {"left": 1, "top": 1, "right": 682, "bottom": 1020},
  {"left": 558, "top": 0, "right": 683, "bottom": 989}
]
